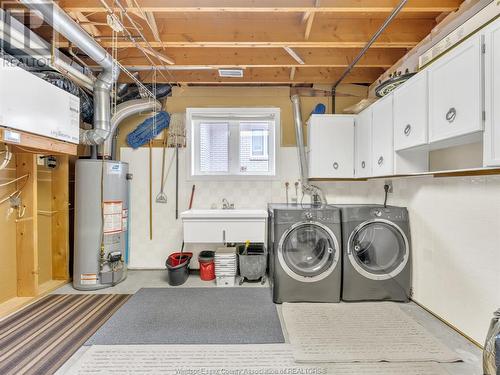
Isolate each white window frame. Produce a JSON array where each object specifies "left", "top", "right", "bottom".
[{"left": 186, "top": 107, "right": 280, "bottom": 180}]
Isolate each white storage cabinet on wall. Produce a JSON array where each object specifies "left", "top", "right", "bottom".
[
  {"left": 307, "top": 115, "right": 355, "bottom": 178},
  {"left": 483, "top": 18, "right": 500, "bottom": 167},
  {"left": 371, "top": 94, "right": 394, "bottom": 176},
  {"left": 0, "top": 58, "right": 80, "bottom": 144},
  {"left": 393, "top": 71, "right": 429, "bottom": 150},
  {"left": 355, "top": 108, "right": 373, "bottom": 178},
  {"left": 428, "top": 33, "right": 484, "bottom": 145}
]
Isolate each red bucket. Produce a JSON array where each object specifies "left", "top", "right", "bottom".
[
  {"left": 167, "top": 252, "right": 193, "bottom": 267},
  {"left": 199, "top": 261, "right": 215, "bottom": 281},
  {"left": 198, "top": 251, "right": 215, "bottom": 281}
]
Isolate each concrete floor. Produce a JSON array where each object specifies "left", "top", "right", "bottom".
[{"left": 53, "top": 270, "right": 483, "bottom": 375}]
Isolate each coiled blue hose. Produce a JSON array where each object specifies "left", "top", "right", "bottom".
[{"left": 126, "top": 111, "right": 170, "bottom": 148}]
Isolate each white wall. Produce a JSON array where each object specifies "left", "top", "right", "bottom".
[{"left": 121, "top": 146, "right": 500, "bottom": 344}]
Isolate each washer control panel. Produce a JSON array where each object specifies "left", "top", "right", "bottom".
[{"left": 302, "top": 210, "right": 337, "bottom": 222}]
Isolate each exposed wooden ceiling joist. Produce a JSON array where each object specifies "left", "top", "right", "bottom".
[
  {"left": 128, "top": 67, "right": 385, "bottom": 84},
  {"left": 77, "top": 17, "right": 432, "bottom": 49},
  {"left": 59, "top": 0, "right": 461, "bottom": 15},
  {"left": 116, "top": 48, "right": 406, "bottom": 68}
]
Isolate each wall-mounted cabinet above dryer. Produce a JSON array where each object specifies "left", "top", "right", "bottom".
[
  {"left": 393, "top": 71, "right": 429, "bottom": 151},
  {"left": 355, "top": 108, "right": 373, "bottom": 178},
  {"left": 307, "top": 115, "right": 355, "bottom": 179},
  {"left": 483, "top": 18, "right": 500, "bottom": 167},
  {"left": 371, "top": 94, "right": 394, "bottom": 177},
  {"left": 428, "top": 33, "right": 484, "bottom": 147}
]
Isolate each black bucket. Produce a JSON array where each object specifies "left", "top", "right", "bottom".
[{"left": 166, "top": 254, "right": 192, "bottom": 286}]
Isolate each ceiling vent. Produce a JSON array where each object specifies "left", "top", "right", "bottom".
[{"left": 218, "top": 69, "right": 244, "bottom": 78}]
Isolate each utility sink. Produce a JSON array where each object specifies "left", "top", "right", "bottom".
[
  {"left": 180, "top": 209, "right": 268, "bottom": 220},
  {"left": 180, "top": 209, "right": 268, "bottom": 243}
]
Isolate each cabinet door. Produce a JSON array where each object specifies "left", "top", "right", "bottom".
[
  {"left": 393, "top": 71, "right": 428, "bottom": 150},
  {"left": 355, "top": 108, "right": 372, "bottom": 178},
  {"left": 371, "top": 95, "right": 394, "bottom": 176},
  {"left": 483, "top": 19, "right": 500, "bottom": 167},
  {"left": 428, "top": 34, "right": 483, "bottom": 144},
  {"left": 308, "top": 115, "right": 355, "bottom": 178}
]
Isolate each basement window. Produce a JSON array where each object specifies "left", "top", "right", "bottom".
[{"left": 187, "top": 108, "right": 279, "bottom": 178}]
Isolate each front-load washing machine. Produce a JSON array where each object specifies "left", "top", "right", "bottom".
[
  {"left": 268, "top": 204, "right": 342, "bottom": 303},
  {"left": 338, "top": 205, "right": 411, "bottom": 302}
]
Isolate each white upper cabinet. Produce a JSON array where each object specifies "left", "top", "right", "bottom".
[
  {"left": 428, "top": 33, "right": 483, "bottom": 144},
  {"left": 307, "top": 115, "right": 355, "bottom": 178},
  {"left": 371, "top": 94, "right": 394, "bottom": 176},
  {"left": 393, "top": 71, "right": 428, "bottom": 150},
  {"left": 483, "top": 18, "right": 500, "bottom": 167},
  {"left": 355, "top": 108, "right": 373, "bottom": 178}
]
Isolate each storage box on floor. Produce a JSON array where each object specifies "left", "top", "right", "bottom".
[{"left": 215, "top": 248, "right": 237, "bottom": 287}]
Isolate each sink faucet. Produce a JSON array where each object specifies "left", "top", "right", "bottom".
[{"left": 222, "top": 198, "right": 235, "bottom": 209}]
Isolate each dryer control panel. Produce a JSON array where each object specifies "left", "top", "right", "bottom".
[{"left": 370, "top": 208, "right": 407, "bottom": 221}]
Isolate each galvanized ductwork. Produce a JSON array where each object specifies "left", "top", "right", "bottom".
[
  {"left": 20, "top": 0, "right": 119, "bottom": 145},
  {"left": 100, "top": 98, "right": 162, "bottom": 159},
  {"left": 290, "top": 94, "right": 327, "bottom": 205}
]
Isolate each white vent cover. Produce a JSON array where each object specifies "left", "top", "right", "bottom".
[{"left": 218, "top": 69, "right": 244, "bottom": 78}]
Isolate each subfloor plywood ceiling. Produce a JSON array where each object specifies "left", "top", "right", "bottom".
[{"left": 20, "top": 0, "right": 465, "bottom": 84}]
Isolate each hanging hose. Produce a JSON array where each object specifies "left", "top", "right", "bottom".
[{"left": 126, "top": 111, "right": 170, "bottom": 149}]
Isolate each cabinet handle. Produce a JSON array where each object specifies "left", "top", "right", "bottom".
[
  {"left": 222, "top": 229, "right": 226, "bottom": 244},
  {"left": 361, "top": 161, "right": 366, "bottom": 169},
  {"left": 333, "top": 162, "right": 339, "bottom": 170},
  {"left": 378, "top": 156, "right": 384, "bottom": 166},
  {"left": 404, "top": 124, "right": 411, "bottom": 136},
  {"left": 446, "top": 107, "right": 457, "bottom": 123}
]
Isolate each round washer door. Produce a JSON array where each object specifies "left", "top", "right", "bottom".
[
  {"left": 347, "top": 219, "right": 409, "bottom": 281},
  {"left": 278, "top": 221, "right": 340, "bottom": 283}
]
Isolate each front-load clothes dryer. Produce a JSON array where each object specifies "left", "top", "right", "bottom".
[
  {"left": 338, "top": 205, "right": 411, "bottom": 302},
  {"left": 268, "top": 204, "right": 342, "bottom": 303}
]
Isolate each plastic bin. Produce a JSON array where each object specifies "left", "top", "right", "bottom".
[{"left": 237, "top": 243, "right": 267, "bottom": 285}]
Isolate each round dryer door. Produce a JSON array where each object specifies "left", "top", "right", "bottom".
[
  {"left": 278, "top": 221, "right": 340, "bottom": 283},
  {"left": 348, "top": 219, "right": 409, "bottom": 281}
]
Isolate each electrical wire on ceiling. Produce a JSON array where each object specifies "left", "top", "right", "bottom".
[{"left": 97, "top": 0, "right": 177, "bottom": 88}]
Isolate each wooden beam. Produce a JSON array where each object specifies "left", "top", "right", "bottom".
[
  {"left": 127, "top": 67, "right": 384, "bottom": 84},
  {"left": 143, "top": 48, "right": 175, "bottom": 65},
  {"left": 117, "top": 47, "right": 407, "bottom": 68},
  {"left": 283, "top": 46, "right": 305, "bottom": 64},
  {"left": 304, "top": 12, "right": 315, "bottom": 40},
  {"left": 68, "top": 11, "right": 101, "bottom": 37},
  {"left": 290, "top": 66, "right": 296, "bottom": 80},
  {"left": 16, "top": 154, "right": 38, "bottom": 297},
  {"left": 85, "top": 17, "right": 433, "bottom": 48},
  {"left": 71, "top": 41, "right": 418, "bottom": 48},
  {"left": 145, "top": 12, "right": 161, "bottom": 42},
  {"left": 304, "top": 0, "right": 320, "bottom": 40},
  {"left": 0, "top": 127, "right": 78, "bottom": 155},
  {"left": 60, "top": 0, "right": 462, "bottom": 14},
  {"left": 51, "top": 155, "right": 69, "bottom": 281}
]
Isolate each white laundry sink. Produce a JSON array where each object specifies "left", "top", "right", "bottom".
[
  {"left": 180, "top": 209, "right": 268, "bottom": 220},
  {"left": 181, "top": 209, "right": 268, "bottom": 243}
]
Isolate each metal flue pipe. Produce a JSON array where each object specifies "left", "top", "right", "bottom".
[
  {"left": 98, "top": 98, "right": 162, "bottom": 159},
  {"left": 20, "top": 0, "right": 119, "bottom": 145},
  {"left": 291, "top": 94, "right": 327, "bottom": 206}
]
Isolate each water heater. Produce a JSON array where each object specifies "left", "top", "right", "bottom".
[{"left": 74, "top": 159, "right": 130, "bottom": 290}]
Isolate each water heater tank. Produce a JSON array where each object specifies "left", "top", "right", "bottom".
[{"left": 74, "top": 159, "right": 130, "bottom": 290}]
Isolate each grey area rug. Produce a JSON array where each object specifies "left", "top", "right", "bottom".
[{"left": 86, "top": 288, "right": 284, "bottom": 345}]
